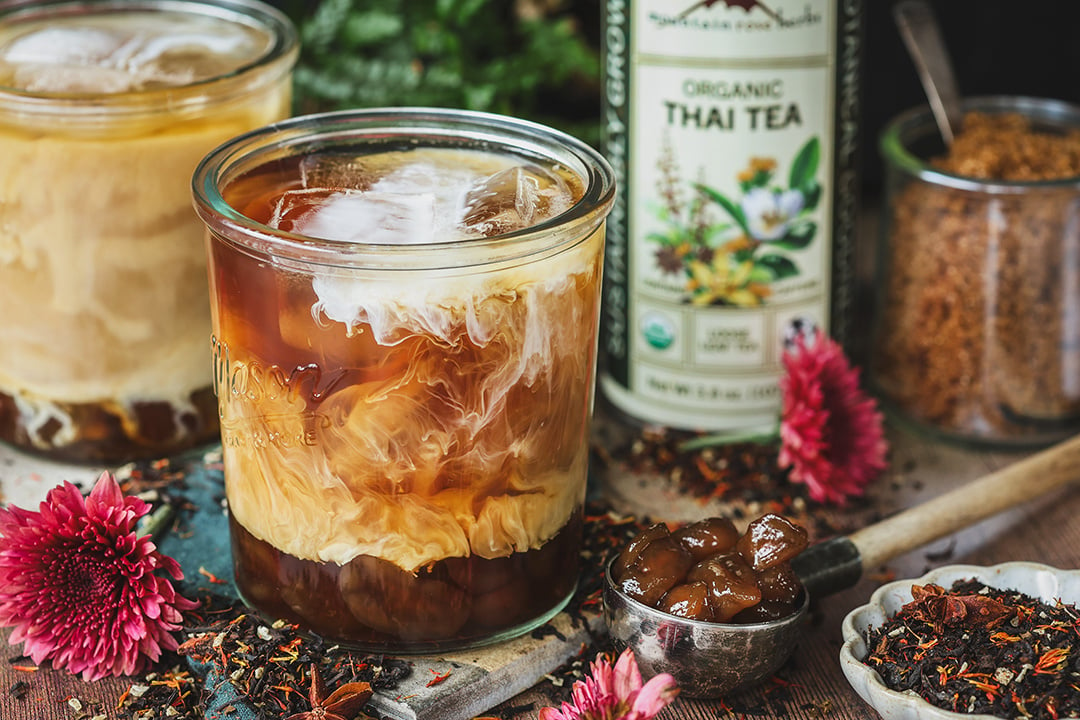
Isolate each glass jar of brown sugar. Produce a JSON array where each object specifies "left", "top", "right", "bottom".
[{"left": 870, "top": 96, "right": 1080, "bottom": 447}]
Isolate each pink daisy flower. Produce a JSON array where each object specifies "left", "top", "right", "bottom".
[
  {"left": 779, "top": 332, "right": 888, "bottom": 505},
  {"left": 0, "top": 472, "right": 198, "bottom": 681},
  {"left": 539, "top": 648, "right": 679, "bottom": 720}
]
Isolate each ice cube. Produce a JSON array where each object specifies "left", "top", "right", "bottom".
[
  {"left": 270, "top": 188, "right": 436, "bottom": 246},
  {"left": 269, "top": 188, "right": 326, "bottom": 231},
  {"left": 126, "top": 29, "right": 255, "bottom": 86},
  {"left": 1, "top": 27, "right": 123, "bottom": 67},
  {"left": 0, "top": 14, "right": 264, "bottom": 93},
  {"left": 459, "top": 165, "right": 572, "bottom": 237},
  {"left": 2, "top": 27, "right": 138, "bottom": 92},
  {"left": 295, "top": 150, "right": 576, "bottom": 242},
  {"left": 298, "top": 152, "right": 472, "bottom": 207},
  {"left": 460, "top": 167, "right": 536, "bottom": 237},
  {"left": 11, "top": 63, "right": 139, "bottom": 94}
]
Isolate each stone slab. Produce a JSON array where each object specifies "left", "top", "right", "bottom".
[{"left": 369, "top": 610, "right": 603, "bottom": 720}]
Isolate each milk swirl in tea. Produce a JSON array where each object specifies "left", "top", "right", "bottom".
[{"left": 201, "top": 134, "right": 611, "bottom": 650}]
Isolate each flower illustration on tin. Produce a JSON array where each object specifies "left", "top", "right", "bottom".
[
  {"left": 742, "top": 186, "right": 807, "bottom": 241},
  {"left": 648, "top": 136, "right": 821, "bottom": 307},
  {"left": 686, "top": 252, "right": 770, "bottom": 307}
]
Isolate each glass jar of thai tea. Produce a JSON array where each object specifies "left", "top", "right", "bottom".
[
  {"left": 0, "top": 0, "right": 297, "bottom": 463},
  {"left": 192, "top": 108, "right": 615, "bottom": 651}
]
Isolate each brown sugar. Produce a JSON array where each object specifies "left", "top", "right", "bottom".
[
  {"left": 934, "top": 112, "right": 1080, "bottom": 180},
  {"left": 872, "top": 111, "right": 1080, "bottom": 443}
]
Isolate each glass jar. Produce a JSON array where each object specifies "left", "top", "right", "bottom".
[
  {"left": 870, "top": 96, "right": 1080, "bottom": 447},
  {"left": 0, "top": 0, "right": 298, "bottom": 464},
  {"left": 192, "top": 108, "right": 616, "bottom": 652}
]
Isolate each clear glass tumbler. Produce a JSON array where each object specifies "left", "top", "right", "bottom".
[
  {"left": 871, "top": 96, "right": 1080, "bottom": 447},
  {"left": 0, "top": 0, "right": 297, "bottom": 463},
  {"left": 192, "top": 108, "right": 616, "bottom": 651}
]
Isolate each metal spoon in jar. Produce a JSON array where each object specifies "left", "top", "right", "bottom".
[
  {"left": 893, "top": 0, "right": 963, "bottom": 145},
  {"left": 604, "top": 432, "right": 1080, "bottom": 698}
]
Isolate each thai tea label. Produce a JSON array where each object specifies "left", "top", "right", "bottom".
[{"left": 600, "top": 0, "right": 861, "bottom": 431}]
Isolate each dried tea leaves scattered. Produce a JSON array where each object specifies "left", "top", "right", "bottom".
[
  {"left": 594, "top": 425, "right": 865, "bottom": 540},
  {"left": 115, "top": 500, "right": 647, "bottom": 720},
  {"left": 117, "top": 591, "right": 408, "bottom": 719}
]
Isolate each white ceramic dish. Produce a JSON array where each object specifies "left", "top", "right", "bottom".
[{"left": 840, "top": 561, "right": 1080, "bottom": 720}]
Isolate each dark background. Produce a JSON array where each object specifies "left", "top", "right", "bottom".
[
  {"left": 269, "top": 0, "right": 1080, "bottom": 198},
  {"left": 861, "top": 0, "right": 1080, "bottom": 195}
]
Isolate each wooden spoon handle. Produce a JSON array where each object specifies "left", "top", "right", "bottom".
[{"left": 849, "top": 433, "right": 1080, "bottom": 571}]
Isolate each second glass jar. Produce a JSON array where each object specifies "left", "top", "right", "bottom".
[{"left": 0, "top": 0, "right": 297, "bottom": 463}]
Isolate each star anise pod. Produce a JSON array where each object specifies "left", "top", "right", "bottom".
[
  {"left": 654, "top": 245, "right": 685, "bottom": 275},
  {"left": 285, "top": 663, "right": 374, "bottom": 720},
  {"left": 903, "top": 583, "right": 1013, "bottom": 629}
]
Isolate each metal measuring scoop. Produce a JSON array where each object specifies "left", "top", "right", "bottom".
[
  {"left": 604, "top": 432, "right": 1080, "bottom": 698},
  {"left": 893, "top": 0, "right": 963, "bottom": 145}
]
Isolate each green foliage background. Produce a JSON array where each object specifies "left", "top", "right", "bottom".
[{"left": 271, "top": 0, "right": 603, "bottom": 147}]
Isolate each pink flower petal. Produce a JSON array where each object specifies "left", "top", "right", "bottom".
[
  {"left": 779, "top": 333, "right": 888, "bottom": 505},
  {"left": 630, "top": 672, "right": 680, "bottom": 718},
  {"left": 0, "top": 472, "right": 198, "bottom": 680},
  {"left": 538, "top": 649, "right": 679, "bottom": 720},
  {"left": 612, "top": 647, "right": 644, "bottom": 698}
]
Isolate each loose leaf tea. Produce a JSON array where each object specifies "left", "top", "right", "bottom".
[
  {"left": 118, "top": 591, "right": 407, "bottom": 719},
  {"left": 863, "top": 579, "right": 1080, "bottom": 719},
  {"left": 113, "top": 500, "right": 646, "bottom": 719}
]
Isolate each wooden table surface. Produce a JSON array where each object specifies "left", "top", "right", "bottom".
[
  {"left": 496, "top": 420, "right": 1080, "bottom": 720},
  {"left": 2, "top": 419, "right": 1077, "bottom": 720}
]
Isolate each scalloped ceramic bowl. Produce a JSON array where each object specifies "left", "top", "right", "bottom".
[{"left": 840, "top": 561, "right": 1080, "bottom": 720}]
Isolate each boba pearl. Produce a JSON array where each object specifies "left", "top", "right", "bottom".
[{"left": 613, "top": 513, "right": 808, "bottom": 624}]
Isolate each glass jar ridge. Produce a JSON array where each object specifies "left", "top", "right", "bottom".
[{"left": 194, "top": 107, "right": 616, "bottom": 270}]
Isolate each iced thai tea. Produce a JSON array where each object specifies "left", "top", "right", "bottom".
[
  {"left": 0, "top": 0, "right": 297, "bottom": 463},
  {"left": 193, "top": 110, "right": 615, "bottom": 651}
]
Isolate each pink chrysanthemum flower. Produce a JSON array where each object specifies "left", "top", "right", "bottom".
[
  {"left": 779, "top": 332, "right": 888, "bottom": 505},
  {"left": 539, "top": 648, "right": 679, "bottom": 720},
  {"left": 0, "top": 472, "right": 198, "bottom": 681}
]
